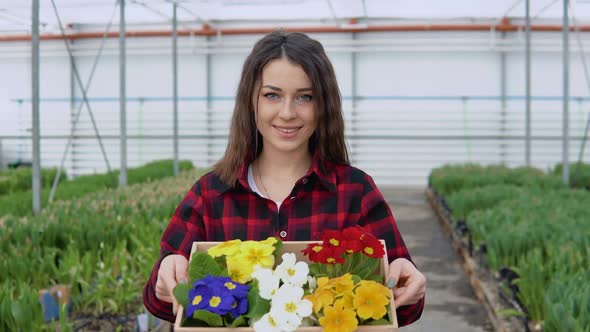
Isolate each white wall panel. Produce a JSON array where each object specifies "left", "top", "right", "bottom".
[{"left": 2, "top": 31, "right": 590, "bottom": 186}]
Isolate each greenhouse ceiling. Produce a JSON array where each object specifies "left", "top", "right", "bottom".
[{"left": 2, "top": 0, "right": 590, "bottom": 35}]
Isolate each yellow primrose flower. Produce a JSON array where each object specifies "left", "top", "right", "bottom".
[
  {"left": 316, "top": 276, "right": 331, "bottom": 289},
  {"left": 235, "top": 241, "right": 275, "bottom": 270},
  {"left": 259, "top": 237, "right": 278, "bottom": 246},
  {"left": 339, "top": 292, "right": 355, "bottom": 310},
  {"left": 319, "top": 299, "right": 358, "bottom": 332},
  {"left": 207, "top": 239, "right": 242, "bottom": 258},
  {"left": 329, "top": 273, "right": 354, "bottom": 297},
  {"left": 353, "top": 280, "right": 391, "bottom": 320},
  {"left": 358, "top": 279, "right": 391, "bottom": 299},
  {"left": 226, "top": 256, "right": 254, "bottom": 283},
  {"left": 305, "top": 287, "right": 335, "bottom": 314}
]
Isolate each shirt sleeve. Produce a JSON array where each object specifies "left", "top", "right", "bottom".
[
  {"left": 359, "top": 173, "right": 425, "bottom": 327},
  {"left": 143, "top": 180, "right": 206, "bottom": 322}
]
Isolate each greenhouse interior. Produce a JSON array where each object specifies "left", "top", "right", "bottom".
[{"left": 0, "top": 0, "right": 589, "bottom": 331}]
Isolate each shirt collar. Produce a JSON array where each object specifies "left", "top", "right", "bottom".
[
  {"left": 307, "top": 148, "right": 337, "bottom": 192},
  {"left": 217, "top": 148, "right": 337, "bottom": 196}
]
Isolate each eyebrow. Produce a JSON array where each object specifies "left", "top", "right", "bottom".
[{"left": 262, "top": 85, "right": 312, "bottom": 93}]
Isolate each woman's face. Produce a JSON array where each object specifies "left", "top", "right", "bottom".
[{"left": 255, "top": 57, "right": 318, "bottom": 156}]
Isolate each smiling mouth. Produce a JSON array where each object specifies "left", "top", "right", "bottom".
[{"left": 273, "top": 126, "right": 302, "bottom": 133}]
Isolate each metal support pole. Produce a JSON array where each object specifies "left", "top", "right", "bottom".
[
  {"left": 172, "top": 2, "right": 179, "bottom": 176},
  {"left": 563, "top": 0, "right": 570, "bottom": 184},
  {"left": 351, "top": 32, "right": 358, "bottom": 164},
  {"left": 70, "top": 46, "right": 76, "bottom": 177},
  {"left": 500, "top": 32, "right": 507, "bottom": 164},
  {"left": 525, "top": 0, "right": 532, "bottom": 166},
  {"left": 206, "top": 36, "right": 213, "bottom": 165},
  {"left": 0, "top": 139, "right": 3, "bottom": 169},
  {"left": 32, "top": 0, "right": 41, "bottom": 215},
  {"left": 578, "top": 112, "right": 590, "bottom": 164},
  {"left": 119, "top": 0, "right": 127, "bottom": 186}
]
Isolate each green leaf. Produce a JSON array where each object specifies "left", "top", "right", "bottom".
[
  {"left": 214, "top": 256, "right": 228, "bottom": 274},
  {"left": 173, "top": 282, "right": 192, "bottom": 309},
  {"left": 193, "top": 310, "right": 224, "bottom": 327},
  {"left": 351, "top": 274, "right": 362, "bottom": 284},
  {"left": 189, "top": 252, "right": 225, "bottom": 281},
  {"left": 366, "top": 318, "right": 391, "bottom": 325},
  {"left": 353, "top": 258, "right": 380, "bottom": 280},
  {"left": 244, "top": 282, "right": 270, "bottom": 321},
  {"left": 11, "top": 302, "right": 27, "bottom": 324},
  {"left": 229, "top": 315, "right": 248, "bottom": 327},
  {"left": 309, "top": 263, "right": 322, "bottom": 277},
  {"left": 272, "top": 238, "right": 283, "bottom": 261},
  {"left": 496, "top": 308, "right": 525, "bottom": 317},
  {"left": 365, "top": 274, "right": 384, "bottom": 283}
]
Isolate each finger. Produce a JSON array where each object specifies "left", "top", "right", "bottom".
[
  {"left": 394, "top": 275, "right": 422, "bottom": 309},
  {"left": 175, "top": 256, "right": 189, "bottom": 284},
  {"left": 156, "top": 275, "right": 180, "bottom": 315},
  {"left": 159, "top": 258, "right": 181, "bottom": 314},
  {"left": 160, "top": 266, "right": 179, "bottom": 295},
  {"left": 156, "top": 271, "right": 175, "bottom": 302},
  {"left": 173, "top": 258, "right": 189, "bottom": 315},
  {"left": 387, "top": 260, "right": 403, "bottom": 289},
  {"left": 166, "top": 270, "right": 181, "bottom": 314},
  {"left": 156, "top": 294, "right": 175, "bottom": 304},
  {"left": 393, "top": 286, "right": 406, "bottom": 299},
  {"left": 155, "top": 280, "right": 170, "bottom": 299}
]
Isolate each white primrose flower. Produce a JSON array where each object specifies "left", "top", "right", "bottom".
[
  {"left": 250, "top": 266, "right": 280, "bottom": 300},
  {"left": 307, "top": 275, "right": 317, "bottom": 291},
  {"left": 270, "top": 283, "right": 313, "bottom": 331},
  {"left": 252, "top": 312, "right": 283, "bottom": 332},
  {"left": 274, "top": 253, "right": 309, "bottom": 288},
  {"left": 269, "top": 306, "right": 301, "bottom": 332}
]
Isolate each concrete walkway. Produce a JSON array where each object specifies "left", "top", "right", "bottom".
[{"left": 380, "top": 187, "right": 493, "bottom": 332}]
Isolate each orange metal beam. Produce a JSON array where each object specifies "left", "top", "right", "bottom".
[{"left": 1, "top": 18, "right": 588, "bottom": 42}]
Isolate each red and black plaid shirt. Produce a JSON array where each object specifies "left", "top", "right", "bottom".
[{"left": 143, "top": 153, "right": 424, "bottom": 326}]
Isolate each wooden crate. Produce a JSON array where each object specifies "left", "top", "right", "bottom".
[{"left": 174, "top": 240, "right": 398, "bottom": 331}]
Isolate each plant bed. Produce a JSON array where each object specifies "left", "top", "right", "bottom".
[
  {"left": 0, "top": 159, "right": 193, "bottom": 217},
  {"left": 425, "top": 187, "right": 531, "bottom": 332},
  {"left": 70, "top": 313, "right": 137, "bottom": 331},
  {"left": 0, "top": 168, "right": 208, "bottom": 331},
  {"left": 65, "top": 313, "right": 172, "bottom": 332}
]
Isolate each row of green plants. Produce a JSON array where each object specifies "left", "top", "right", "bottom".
[
  {"left": 0, "top": 166, "right": 209, "bottom": 331},
  {"left": 0, "top": 167, "right": 66, "bottom": 196},
  {"left": 552, "top": 162, "right": 590, "bottom": 190},
  {"left": 429, "top": 164, "right": 590, "bottom": 332},
  {"left": 0, "top": 159, "right": 193, "bottom": 217}
]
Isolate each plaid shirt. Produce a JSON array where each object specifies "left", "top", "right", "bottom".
[{"left": 143, "top": 153, "right": 425, "bottom": 326}]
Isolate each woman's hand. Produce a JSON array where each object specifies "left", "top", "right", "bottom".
[
  {"left": 155, "top": 254, "right": 188, "bottom": 315},
  {"left": 387, "top": 258, "right": 426, "bottom": 308}
]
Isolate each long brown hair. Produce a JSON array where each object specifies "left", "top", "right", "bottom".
[{"left": 213, "top": 31, "right": 349, "bottom": 186}]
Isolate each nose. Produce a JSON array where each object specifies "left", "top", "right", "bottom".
[{"left": 278, "top": 100, "right": 296, "bottom": 120}]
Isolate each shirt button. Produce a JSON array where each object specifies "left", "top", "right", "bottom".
[
  {"left": 302, "top": 178, "right": 308, "bottom": 184},
  {"left": 280, "top": 231, "right": 287, "bottom": 238},
  {"left": 290, "top": 196, "right": 295, "bottom": 200}
]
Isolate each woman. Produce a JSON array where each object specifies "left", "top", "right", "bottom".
[{"left": 143, "top": 31, "right": 425, "bottom": 326}]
